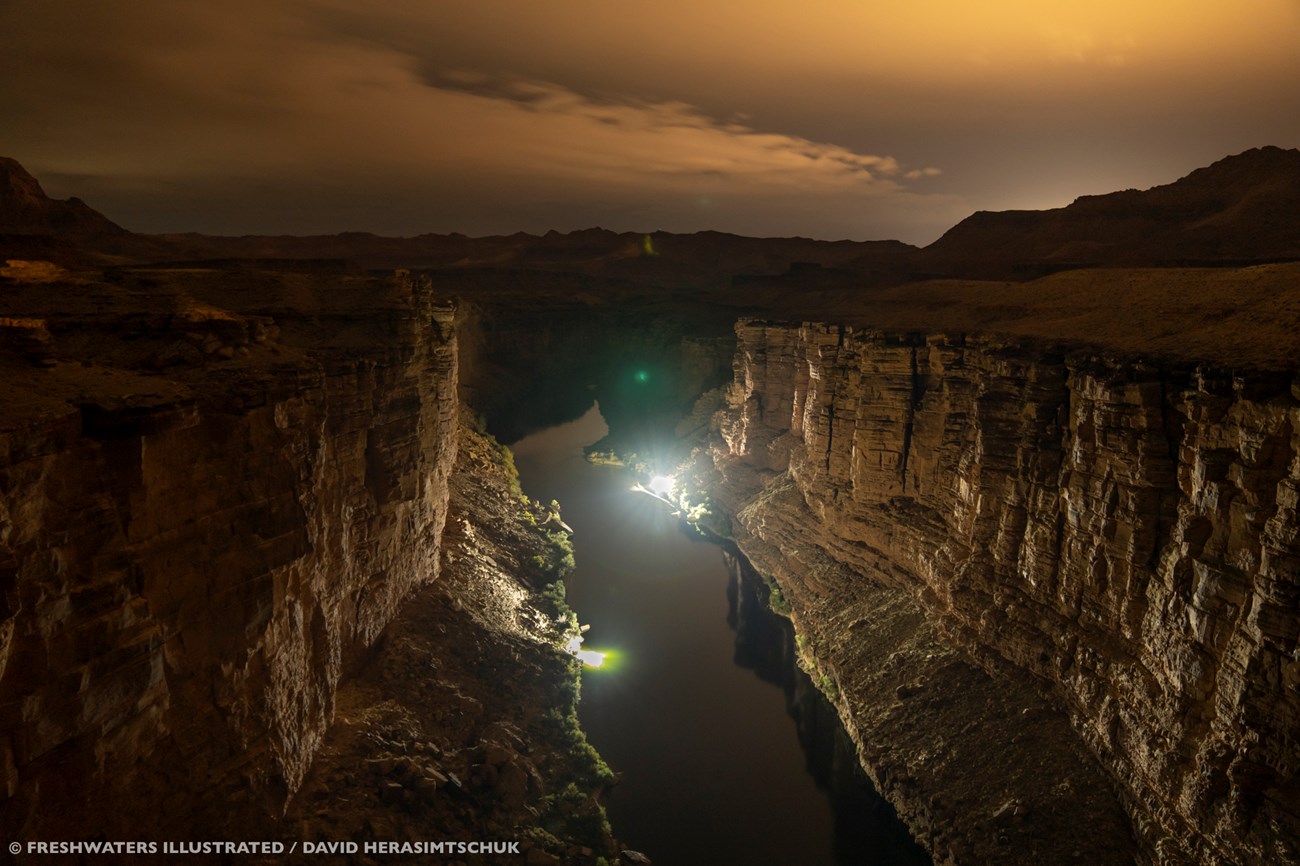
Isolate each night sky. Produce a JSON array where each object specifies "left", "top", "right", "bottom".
[{"left": 3, "top": 1, "right": 1298, "bottom": 243}]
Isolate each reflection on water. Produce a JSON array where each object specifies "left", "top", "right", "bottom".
[
  {"left": 511, "top": 404, "right": 929, "bottom": 866},
  {"left": 727, "top": 553, "right": 932, "bottom": 866}
]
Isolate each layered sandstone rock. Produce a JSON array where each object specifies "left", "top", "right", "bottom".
[
  {"left": 708, "top": 320, "right": 1299, "bottom": 865},
  {"left": 273, "top": 415, "right": 619, "bottom": 864},
  {"left": 0, "top": 271, "right": 458, "bottom": 840}
]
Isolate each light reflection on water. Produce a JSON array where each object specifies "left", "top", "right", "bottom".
[{"left": 511, "top": 403, "right": 930, "bottom": 866}]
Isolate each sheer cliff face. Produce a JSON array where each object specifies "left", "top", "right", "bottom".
[
  {"left": 712, "top": 320, "right": 1299, "bottom": 865},
  {"left": 0, "top": 276, "right": 458, "bottom": 838}
]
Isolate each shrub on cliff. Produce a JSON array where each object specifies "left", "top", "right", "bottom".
[{"left": 475, "top": 417, "right": 524, "bottom": 499}]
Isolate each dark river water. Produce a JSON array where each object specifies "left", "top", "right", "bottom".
[{"left": 511, "top": 404, "right": 930, "bottom": 866}]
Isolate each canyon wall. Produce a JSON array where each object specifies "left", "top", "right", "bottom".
[
  {"left": 709, "top": 320, "right": 1299, "bottom": 865},
  {"left": 0, "top": 273, "right": 458, "bottom": 840}
]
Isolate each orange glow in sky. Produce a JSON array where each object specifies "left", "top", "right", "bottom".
[{"left": 1, "top": 0, "right": 1296, "bottom": 242}]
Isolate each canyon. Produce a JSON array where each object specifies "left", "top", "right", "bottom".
[
  {"left": 1, "top": 150, "right": 1298, "bottom": 864},
  {"left": 700, "top": 323, "right": 1299, "bottom": 864}
]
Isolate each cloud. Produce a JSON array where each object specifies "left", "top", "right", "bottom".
[
  {"left": 2, "top": 0, "right": 1294, "bottom": 242},
  {"left": 0, "top": 0, "right": 961, "bottom": 240},
  {"left": 411, "top": 72, "right": 921, "bottom": 189}
]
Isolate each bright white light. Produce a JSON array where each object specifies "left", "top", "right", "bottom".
[
  {"left": 564, "top": 634, "right": 607, "bottom": 668},
  {"left": 648, "top": 474, "right": 675, "bottom": 497},
  {"left": 632, "top": 473, "right": 678, "bottom": 507}
]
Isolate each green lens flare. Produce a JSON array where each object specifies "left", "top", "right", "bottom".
[{"left": 583, "top": 648, "right": 623, "bottom": 672}]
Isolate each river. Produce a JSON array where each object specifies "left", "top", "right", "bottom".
[{"left": 511, "top": 403, "right": 930, "bottom": 866}]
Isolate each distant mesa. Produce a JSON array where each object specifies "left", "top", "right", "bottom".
[
  {"left": 0, "top": 156, "right": 126, "bottom": 240},
  {"left": 2, "top": 146, "right": 1299, "bottom": 278},
  {"left": 921, "top": 146, "right": 1300, "bottom": 277}
]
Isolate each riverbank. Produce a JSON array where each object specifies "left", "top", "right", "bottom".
[
  {"left": 681, "top": 448, "right": 1137, "bottom": 866},
  {"left": 271, "top": 411, "right": 624, "bottom": 865},
  {"left": 513, "top": 404, "right": 928, "bottom": 866}
]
